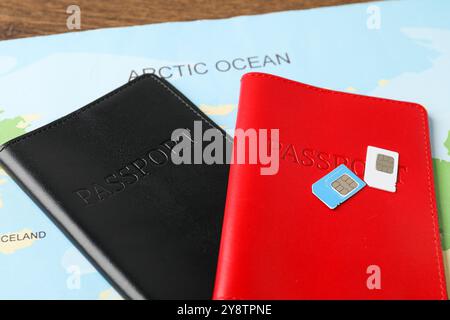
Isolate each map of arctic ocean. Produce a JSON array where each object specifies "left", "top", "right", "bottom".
[{"left": 0, "top": 0, "right": 449, "bottom": 299}]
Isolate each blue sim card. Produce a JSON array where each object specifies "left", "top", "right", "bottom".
[{"left": 312, "top": 164, "right": 366, "bottom": 209}]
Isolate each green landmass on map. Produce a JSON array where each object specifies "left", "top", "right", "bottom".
[
  {"left": 0, "top": 110, "right": 28, "bottom": 145},
  {"left": 434, "top": 131, "right": 450, "bottom": 250}
]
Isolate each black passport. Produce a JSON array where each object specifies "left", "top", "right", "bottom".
[{"left": 0, "top": 74, "right": 230, "bottom": 299}]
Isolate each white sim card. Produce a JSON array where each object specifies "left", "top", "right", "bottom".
[{"left": 364, "top": 146, "right": 399, "bottom": 192}]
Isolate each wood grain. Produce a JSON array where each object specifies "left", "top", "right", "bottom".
[{"left": 0, "top": 0, "right": 372, "bottom": 40}]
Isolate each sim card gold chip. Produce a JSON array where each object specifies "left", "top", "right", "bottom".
[
  {"left": 376, "top": 154, "right": 395, "bottom": 174},
  {"left": 331, "top": 174, "right": 358, "bottom": 196}
]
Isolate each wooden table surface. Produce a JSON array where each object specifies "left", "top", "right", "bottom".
[{"left": 0, "top": 0, "right": 371, "bottom": 41}]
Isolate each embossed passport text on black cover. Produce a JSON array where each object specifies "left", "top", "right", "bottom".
[{"left": 0, "top": 74, "right": 230, "bottom": 299}]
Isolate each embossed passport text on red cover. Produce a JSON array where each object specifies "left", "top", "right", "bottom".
[{"left": 213, "top": 72, "right": 447, "bottom": 299}]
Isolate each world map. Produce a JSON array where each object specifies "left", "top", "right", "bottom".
[{"left": 0, "top": 0, "right": 449, "bottom": 298}]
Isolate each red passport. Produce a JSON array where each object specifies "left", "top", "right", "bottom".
[{"left": 213, "top": 72, "right": 447, "bottom": 299}]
